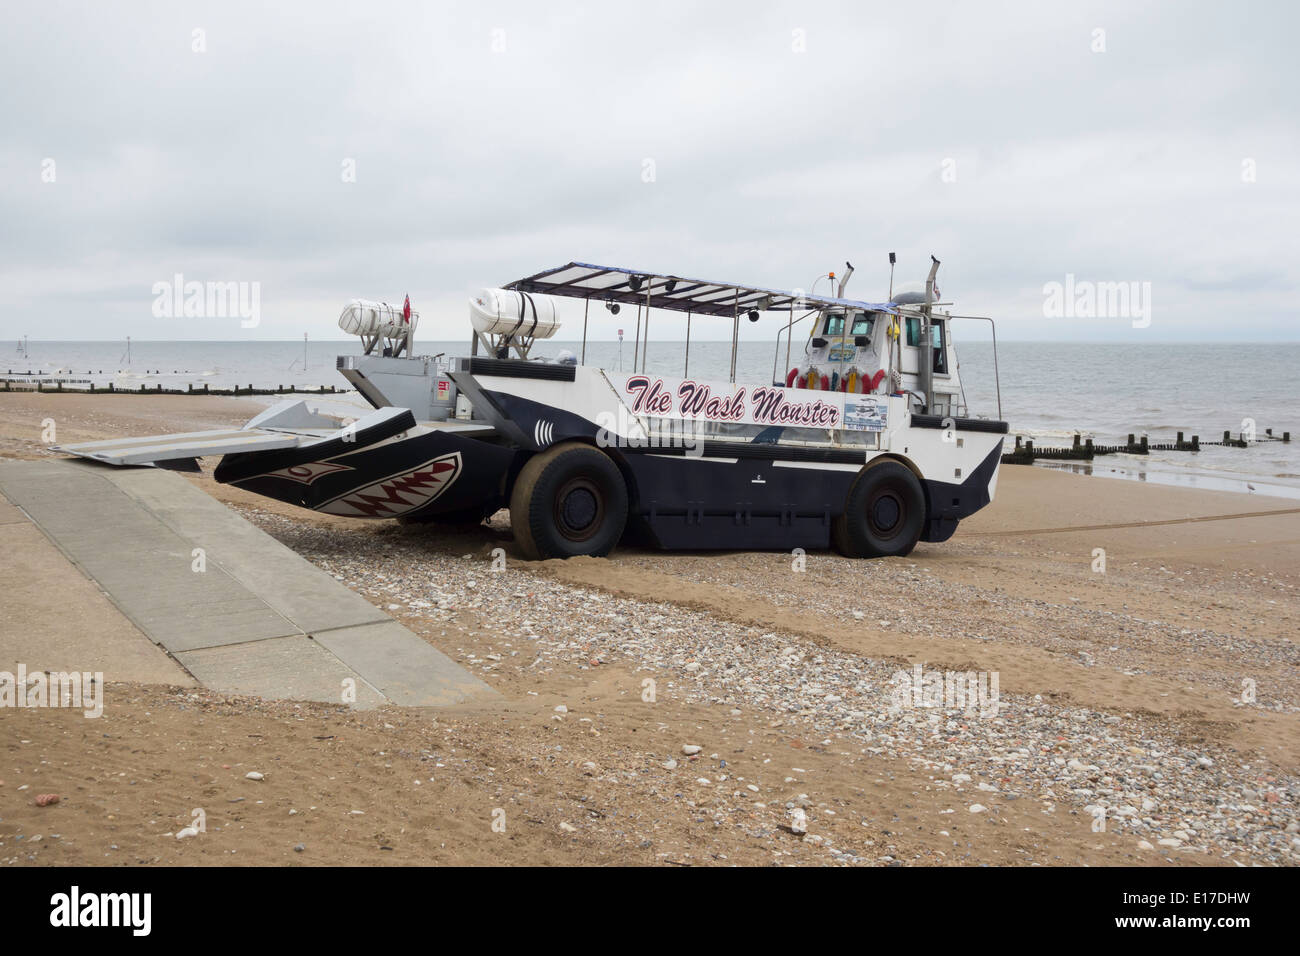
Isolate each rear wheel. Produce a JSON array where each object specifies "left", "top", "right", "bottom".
[
  {"left": 510, "top": 443, "right": 628, "bottom": 559},
  {"left": 831, "top": 460, "right": 925, "bottom": 558}
]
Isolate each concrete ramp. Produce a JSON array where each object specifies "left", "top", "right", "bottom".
[{"left": 0, "top": 458, "right": 494, "bottom": 709}]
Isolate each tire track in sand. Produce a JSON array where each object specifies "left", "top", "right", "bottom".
[{"left": 967, "top": 507, "right": 1300, "bottom": 537}]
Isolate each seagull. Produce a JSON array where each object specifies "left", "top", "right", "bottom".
[{"left": 1247, "top": 483, "right": 1256, "bottom": 493}]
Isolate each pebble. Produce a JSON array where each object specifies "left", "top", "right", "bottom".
[
  {"left": 245, "top": 771, "right": 265, "bottom": 781},
  {"left": 239, "top": 506, "right": 1300, "bottom": 867},
  {"left": 681, "top": 744, "right": 702, "bottom": 755}
]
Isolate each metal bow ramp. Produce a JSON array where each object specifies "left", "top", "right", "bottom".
[{"left": 0, "top": 458, "right": 494, "bottom": 709}]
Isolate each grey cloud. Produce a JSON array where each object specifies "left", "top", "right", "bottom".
[{"left": 1, "top": 0, "right": 1296, "bottom": 341}]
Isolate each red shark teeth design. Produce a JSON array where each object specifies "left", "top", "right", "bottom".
[{"left": 317, "top": 453, "right": 462, "bottom": 518}]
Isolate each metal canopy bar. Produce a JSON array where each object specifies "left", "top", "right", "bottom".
[
  {"left": 506, "top": 262, "right": 897, "bottom": 319},
  {"left": 659, "top": 281, "right": 710, "bottom": 299},
  {"left": 549, "top": 268, "right": 615, "bottom": 292}
]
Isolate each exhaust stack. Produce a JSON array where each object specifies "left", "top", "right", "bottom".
[
  {"left": 835, "top": 261, "right": 855, "bottom": 298},
  {"left": 919, "top": 255, "right": 941, "bottom": 413}
]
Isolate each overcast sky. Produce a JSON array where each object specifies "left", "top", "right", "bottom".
[{"left": 2, "top": 0, "right": 1296, "bottom": 342}]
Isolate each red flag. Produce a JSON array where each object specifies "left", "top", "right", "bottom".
[{"left": 402, "top": 294, "right": 411, "bottom": 323}]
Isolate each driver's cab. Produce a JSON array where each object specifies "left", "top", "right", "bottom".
[
  {"left": 792, "top": 309, "right": 888, "bottom": 393},
  {"left": 788, "top": 305, "right": 962, "bottom": 415},
  {"left": 896, "top": 311, "right": 960, "bottom": 416},
  {"left": 901, "top": 314, "right": 949, "bottom": 376}
]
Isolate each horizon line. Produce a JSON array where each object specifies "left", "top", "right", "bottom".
[{"left": 6, "top": 337, "right": 1300, "bottom": 346}]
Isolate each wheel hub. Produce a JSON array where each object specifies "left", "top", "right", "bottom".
[
  {"left": 868, "top": 489, "right": 903, "bottom": 538},
  {"left": 554, "top": 478, "right": 603, "bottom": 542}
]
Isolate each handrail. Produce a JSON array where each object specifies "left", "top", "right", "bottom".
[
  {"left": 772, "top": 310, "right": 817, "bottom": 385},
  {"left": 946, "top": 315, "right": 1002, "bottom": 421}
]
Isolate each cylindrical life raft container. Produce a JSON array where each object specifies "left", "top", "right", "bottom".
[
  {"left": 338, "top": 299, "right": 416, "bottom": 338},
  {"left": 469, "top": 288, "right": 562, "bottom": 339}
]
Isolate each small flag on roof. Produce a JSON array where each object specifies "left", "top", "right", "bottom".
[{"left": 402, "top": 294, "right": 411, "bottom": 322}]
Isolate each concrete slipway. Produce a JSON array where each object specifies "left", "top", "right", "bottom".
[{"left": 0, "top": 458, "right": 494, "bottom": 709}]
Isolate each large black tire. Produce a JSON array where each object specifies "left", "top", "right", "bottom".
[
  {"left": 509, "top": 443, "right": 628, "bottom": 560},
  {"left": 831, "top": 460, "right": 926, "bottom": 558}
]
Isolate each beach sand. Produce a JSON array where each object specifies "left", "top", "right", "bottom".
[{"left": 1, "top": 391, "right": 1296, "bottom": 866}]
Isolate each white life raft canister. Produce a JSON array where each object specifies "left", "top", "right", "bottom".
[
  {"left": 338, "top": 299, "right": 416, "bottom": 338},
  {"left": 469, "top": 288, "right": 562, "bottom": 339}
]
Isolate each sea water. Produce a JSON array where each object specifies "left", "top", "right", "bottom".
[{"left": 7, "top": 339, "right": 1298, "bottom": 498}]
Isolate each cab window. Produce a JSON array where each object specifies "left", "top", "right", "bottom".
[
  {"left": 905, "top": 316, "right": 922, "bottom": 346},
  {"left": 823, "top": 313, "right": 845, "bottom": 336},
  {"left": 850, "top": 312, "right": 874, "bottom": 336},
  {"left": 931, "top": 320, "right": 948, "bottom": 373}
]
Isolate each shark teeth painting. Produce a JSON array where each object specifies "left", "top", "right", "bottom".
[{"left": 316, "top": 452, "right": 462, "bottom": 517}]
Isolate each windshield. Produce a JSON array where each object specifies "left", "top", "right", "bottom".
[
  {"left": 824, "top": 311, "right": 874, "bottom": 337},
  {"left": 823, "top": 313, "right": 846, "bottom": 336}
]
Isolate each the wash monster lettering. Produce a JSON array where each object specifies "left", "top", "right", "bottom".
[
  {"left": 624, "top": 376, "right": 746, "bottom": 421},
  {"left": 675, "top": 381, "right": 747, "bottom": 421},
  {"left": 624, "top": 375, "right": 839, "bottom": 427},
  {"left": 749, "top": 386, "right": 839, "bottom": 428}
]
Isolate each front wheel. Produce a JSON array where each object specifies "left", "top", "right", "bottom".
[
  {"left": 509, "top": 443, "right": 628, "bottom": 560},
  {"left": 831, "top": 460, "right": 925, "bottom": 558}
]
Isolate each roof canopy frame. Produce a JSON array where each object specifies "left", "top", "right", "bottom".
[
  {"left": 506, "top": 262, "right": 897, "bottom": 319},
  {"left": 505, "top": 261, "right": 899, "bottom": 383}
]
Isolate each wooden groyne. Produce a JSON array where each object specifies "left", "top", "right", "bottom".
[
  {"left": 1003, "top": 429, "right": 1290, "bottom": 465},
  {"left": 2, "top": 379, "right": 344, "bottom": 397}
]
